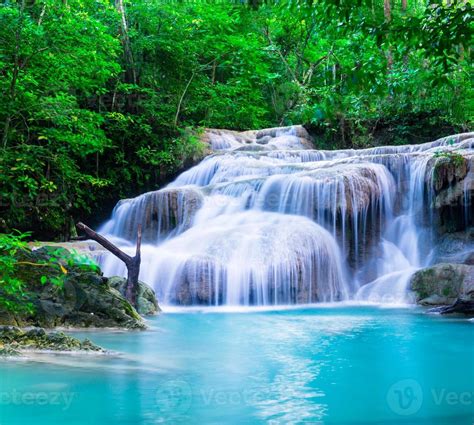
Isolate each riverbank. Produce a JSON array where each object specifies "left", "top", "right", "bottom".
[{"left": 0, "top": 244, "right": 159, "bottom": 333}]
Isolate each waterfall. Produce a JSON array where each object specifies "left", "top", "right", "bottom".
[{"left": 99, "top": 127, "right": 474, "bottom": 306}]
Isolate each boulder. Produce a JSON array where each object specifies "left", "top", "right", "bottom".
[
  {"left": 108, "top": 276, "right": 160, "bottom": 316},
  {"left": 0, "top": 247, "right": 146, "bottom": 329},
  {"left": 410, "top": 263, "right": 474, "bottom": 306}
]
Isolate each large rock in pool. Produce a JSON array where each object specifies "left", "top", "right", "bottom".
[{"left": 410, "top": 263, "right": 474, "bottom": 306}]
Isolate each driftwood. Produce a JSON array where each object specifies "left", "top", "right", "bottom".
[{"left": 76, "top": 222, "right": 142, "bottom": 306}]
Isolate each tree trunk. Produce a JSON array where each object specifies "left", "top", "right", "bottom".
[
  {"left": 115, "top": 0, "right": 137, "bottom": 84},
  {"left": 384, "top": 0, "right": 393, "bottom": 70},
  {"left": 76, "top": 222, "right": 142, "bottom": 306},
  {"left": 384, "top": 0, "right": 391, "bottom": 22},
  {"left": 174, "top": 71, "right": 195, "bottom": 127},
  {"left": 2, "top": 0, "right": 25, "bottom": 149}
]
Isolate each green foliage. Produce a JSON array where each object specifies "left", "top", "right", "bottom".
[
  {"left": 0, "top": 231, "right": 101, "bottom": 313},
  {"left": 0, "top": 231, "right": 32, "bottom": 313},
  {"left": 0, "top": 0, "right": 472, "bottom": 238},
  {"left": 433, "top": 140, "right": 465, "bottom": 167}
]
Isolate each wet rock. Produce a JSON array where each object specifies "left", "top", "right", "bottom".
[
  {"left": 108, "top": 276, "right": 160, "bottom": 316},
  {"left": 410, "top": 263, "right": 474, "bottom": 305},
  {"left": 235, "top": 144, "right": 271, "bottom": 152},
  {"left": 109, "top": 187, "right": 204, "bottom": 243},
  {"left": 432, "top": 228, "right": 474, "bottom": 264},
  {"left": 430, "top": 154, "right": 470, "bottom": 192},
  {"left": 428, "top": 154, "right": 473, "bottom": 232},
  {"left": 256, "top": 135, "right": 271, "bottom": 145},
  {"left": 0, "top": 326, "right": 104, "bottom": 355},
  {"left": 429, "top": 298, "right": 474, "bottom": 315},
  {"left": 169, "top": 256, "right": 223, "bottom": 305},
  {"left": 203, "top": 126, "right": 315, "bottom": 151}
]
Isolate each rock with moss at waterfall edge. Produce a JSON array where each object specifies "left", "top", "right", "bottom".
[
  {"left": 410, "top": 263, "right": 474, "bottom": 309},
  {"left": 428, "top": 154, "right": 474, "bottom": 233},
  {"left": 108, "top": 276, "right": 160, "bottom": 316},
  {"left": 0, "top": 247, "right": 146, "bottom": 330}
]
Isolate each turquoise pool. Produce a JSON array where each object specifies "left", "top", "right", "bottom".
[{"left": 1, "top": 307, "right": 473, "bottom": 424}]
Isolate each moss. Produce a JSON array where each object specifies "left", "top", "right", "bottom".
[
  {"left": 410, "top": 263, "right": 470, "bottom": 304},
  {"left": 0, "top": 326, "right": 104, "bottom": 353},
  {"left": 442, "top": 285, "right": 455, "bottom": 297}
]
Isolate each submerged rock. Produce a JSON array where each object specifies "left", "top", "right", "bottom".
[
  {"left": 108, "top": 276, "right": 160, "bottom": 316},
  {"left": 0, "top": 326, "right": 104, "bottom": 355},
  {"left": 410, "top": 263, "right": 474, "bottom": 306}
]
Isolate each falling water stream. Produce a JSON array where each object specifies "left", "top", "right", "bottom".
[{"left": 99, "top": 127, "right": 474, "bottom": 307}]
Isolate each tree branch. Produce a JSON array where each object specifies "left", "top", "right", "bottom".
[{"left": 76, "top": 222, "right": 142, "bottom": 306}]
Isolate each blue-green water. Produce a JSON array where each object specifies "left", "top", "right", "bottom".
[{"left": 1, "top": 307, "right": 473, "bottom": 424}]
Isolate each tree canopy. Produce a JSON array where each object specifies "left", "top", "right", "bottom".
[{"left": 0, "top": 0, "right": 472, "bottom": 239}]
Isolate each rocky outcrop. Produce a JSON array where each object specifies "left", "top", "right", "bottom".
[
  {"left": 432, "top": 228, "right": 474, "bottom": 265},
  {"left": 428, "top": 153, "right": 473, "bottom": 232},
  {"left": 0, "top": 326, "right": 104, "bottom": 356},
  {"left": 108, "top": 276, "right": 160, "bottom": 316},
  {"left": 106, "top": 187, "right": 204, "bottom": 243},
  {"left": 410, "top": 263, "right": 474, "bottom": 307},
  {"left": 0, "top": 247, "right": 146, "bottom": 329}
]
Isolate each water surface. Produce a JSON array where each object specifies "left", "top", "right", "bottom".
[{"left": 1, "top": 307, "right": 473, "bottom": 424}]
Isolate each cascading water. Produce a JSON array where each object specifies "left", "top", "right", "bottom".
[{"left": 99, "top": 126, "right": 474, "bottom": 306}]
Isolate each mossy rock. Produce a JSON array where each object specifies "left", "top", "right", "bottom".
[
  {"left": 0, "top": 326, "right": 104, "bottom": 354},
  {"left": 0, "top": 247, "right": 146, "bottom": 330},
  {"left": 410, "top": 263, "right": 474, "bottom": 306},
  {"left": 107, "top": 276, "right": 160, "bottom": 316}
]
